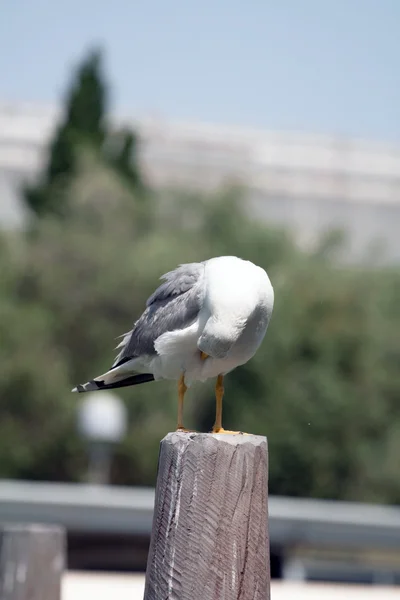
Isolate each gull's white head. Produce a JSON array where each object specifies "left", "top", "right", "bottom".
[
  {"left": 197, "top": 256, "right": 274, "bottom": 359},
  {"left": 198, "top": 316, "right": 247, "bottom": 359}
]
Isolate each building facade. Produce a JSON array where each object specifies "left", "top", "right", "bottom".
[{"left": 1, "top": 103, "right": 400, "bottom": 260}]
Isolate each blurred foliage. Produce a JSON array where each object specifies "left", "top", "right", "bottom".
[
  {"left": 2, "top": 158, "right": 400, "bottom": 502},
  {"left": 1, "top": 48, "right": 399, "bottom": 504}
]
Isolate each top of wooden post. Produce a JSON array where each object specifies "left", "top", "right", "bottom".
[{"left": 162, "top": 431, "right": 267, "bottom": 446}]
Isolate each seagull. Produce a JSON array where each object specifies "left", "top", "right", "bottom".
[{"left": 72, "top": 256, "right": 274, "bottom": 433}]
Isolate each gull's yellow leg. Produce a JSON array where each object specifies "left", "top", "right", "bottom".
[
  {"left": 177, "top": 373, "right": 187, "bottom": 430},
  {"left": 200, "top": 351, "right": 208, "bottom": 360},
  {"left": 176, "top": 374, "right": 196, "bottom": 432},
  {"left": 213, "top": 374, "right": 224, "bottom": 432},
  {"left": 212, "top": 375, "right": 241, "bottom": 434}
]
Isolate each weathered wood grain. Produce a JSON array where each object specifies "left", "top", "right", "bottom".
[
  {"left": 0, "top": 524, "right": 66, "bottom": 600},
  {"left": 144, "top": 432, "right": 270, "bottom": 600}
]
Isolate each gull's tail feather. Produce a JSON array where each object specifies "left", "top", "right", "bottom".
[{"left": 72, "top": 373, "right": 155, "bottom": 393}]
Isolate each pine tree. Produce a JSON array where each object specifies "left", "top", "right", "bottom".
[
  {"left": 63, "top": 48, "right": 106, "bottom": 146},
  {"left": 24, "top": 48, "right": 145, "bottom": 218}
]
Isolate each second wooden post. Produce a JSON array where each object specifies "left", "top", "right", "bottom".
[
  {"left": 0, "top": 524, "right": 65, "bottom": 600},
  {"left": 144, "top": 431, "right": 270, "bottom": 600}
]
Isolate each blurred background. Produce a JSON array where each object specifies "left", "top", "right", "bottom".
[{"left": 0, "top": 1, "right": 399, "bottom": 598}]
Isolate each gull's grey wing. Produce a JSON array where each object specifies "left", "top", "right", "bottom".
[{"left": 113, "top": 262, "right": 205, "bottom": 367}]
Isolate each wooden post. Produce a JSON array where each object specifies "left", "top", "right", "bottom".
[
  {"left": 0, "top": 524, "right": 66, "bottom": 600},
  {"left": 144, "top": 432, "right": 270, "bottom": 600}
]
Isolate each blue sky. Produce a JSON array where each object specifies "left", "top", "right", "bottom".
[{"left": 1, "top": 0, "right": 399, "bottom": 141}]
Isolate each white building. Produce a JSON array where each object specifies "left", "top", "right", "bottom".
[{"left": 1, "top": 103, "right": 400, "bottom": 260}]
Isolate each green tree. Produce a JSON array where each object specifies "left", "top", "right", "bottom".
[
  {"left": 5, "top": 168, "right": 400, "bottom": 502},
  {"left": 23, "top": 48, "right": 145, "bottom": 219},
  {"left": 0, "top": 232, "right": 82, "bottom": 480},
  {"left": 4, "top": 126, "right": 400, "bottom": 502}
]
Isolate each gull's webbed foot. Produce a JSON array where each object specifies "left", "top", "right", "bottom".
[
  {"left": 211, "top": 427, "right": 244, "bottom": 435},
  {"left": 176, "top": 426, "right": 197, "bottom": 433}
]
